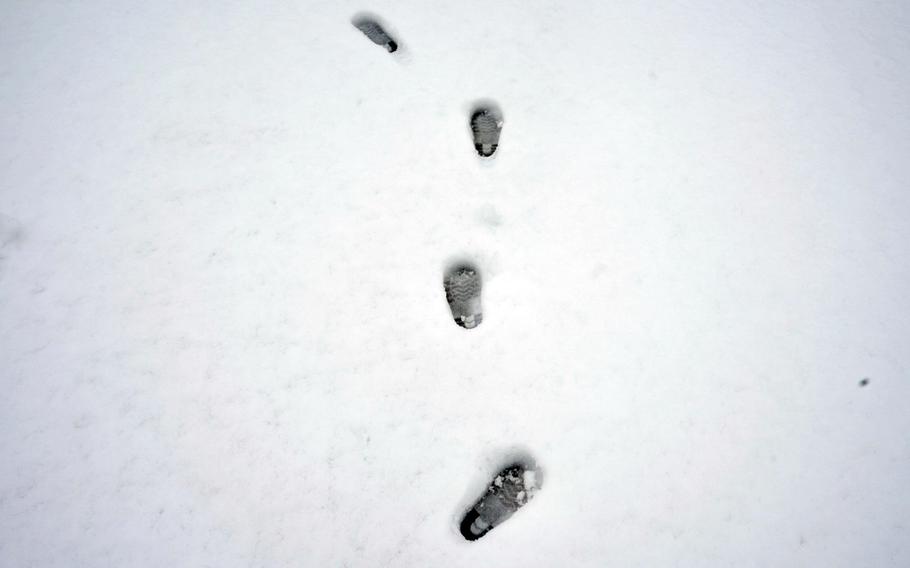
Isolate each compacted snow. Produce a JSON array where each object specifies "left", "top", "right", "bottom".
[{"left": 2, "top": 1, "right": 909, "bottom": 566}]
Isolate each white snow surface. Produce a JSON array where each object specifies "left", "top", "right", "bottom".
[{"left": 2, "top": 1, "right": 910, "bottom": 566}]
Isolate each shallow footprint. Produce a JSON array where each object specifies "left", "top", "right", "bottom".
[
  {"left": 469, "top": 103, "right": 504, "bottom": 157},
  {"left": 351, "top": 14, "right": 399, "bottom": 53},
  {"left": 460, "top": 462, "right": 541, "bottom": 541},
  {"left": 443, "top": 263, "right": 483, "bottom": 329},
  {"left": 0, "top": 214, "right": 24, "bottom": 273}
]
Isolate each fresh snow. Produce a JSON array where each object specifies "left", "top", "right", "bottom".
[{"left": 2, "top": 1, "right": 909, "bottom": 566}]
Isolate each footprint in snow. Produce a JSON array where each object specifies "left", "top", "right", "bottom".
[
  {"left": 460, "top": 461, "right": 542, "bottom": 541},
  {"left": 469, "top": 102, "right": 504, "bottom": 158},
  {"left": 352, "top": 14, "right": 399, "bottom": 53},
  {"left": 444, "top": 262, "right": 483, "bottom": 330}
]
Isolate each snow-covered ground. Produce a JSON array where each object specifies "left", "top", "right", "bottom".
[{"left": 2, "top": 1, "right": 909, "bottom": 566}]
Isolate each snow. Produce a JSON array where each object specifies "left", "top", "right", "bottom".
[{"left": 2, "top": 1, "right": 909, "bottom": 566}]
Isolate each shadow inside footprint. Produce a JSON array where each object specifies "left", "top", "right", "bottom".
[
  {"left": 460, "top": 462, "right": 541, "bottom": 541},
  {"left": 443, "top": 262, "right": 482, "bottom": 329},
  {"left": 352, "top": 13, "right": 398, "bottom": 53},
  {"left": 469, "top": 103, "right": 504, "bottom": 157}
]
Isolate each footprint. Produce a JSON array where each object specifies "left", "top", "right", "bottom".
[
  {"left": 351, "top": 14, "right": 399, "bottom": 53},
  {"left": 0, "top": 214, "right": 24, "bottom": 277},
  {"left": 443, "top": 263, "right": 483, "bottom": 329},
  {"left": 0, "top": 214, "right": 23, "bottom": 249},
  {"left": 469, "top": 103, "right": 504, "bottom": 157},
  {"left": 460, "top": 461, "right": 542, "bottom": 541}
]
